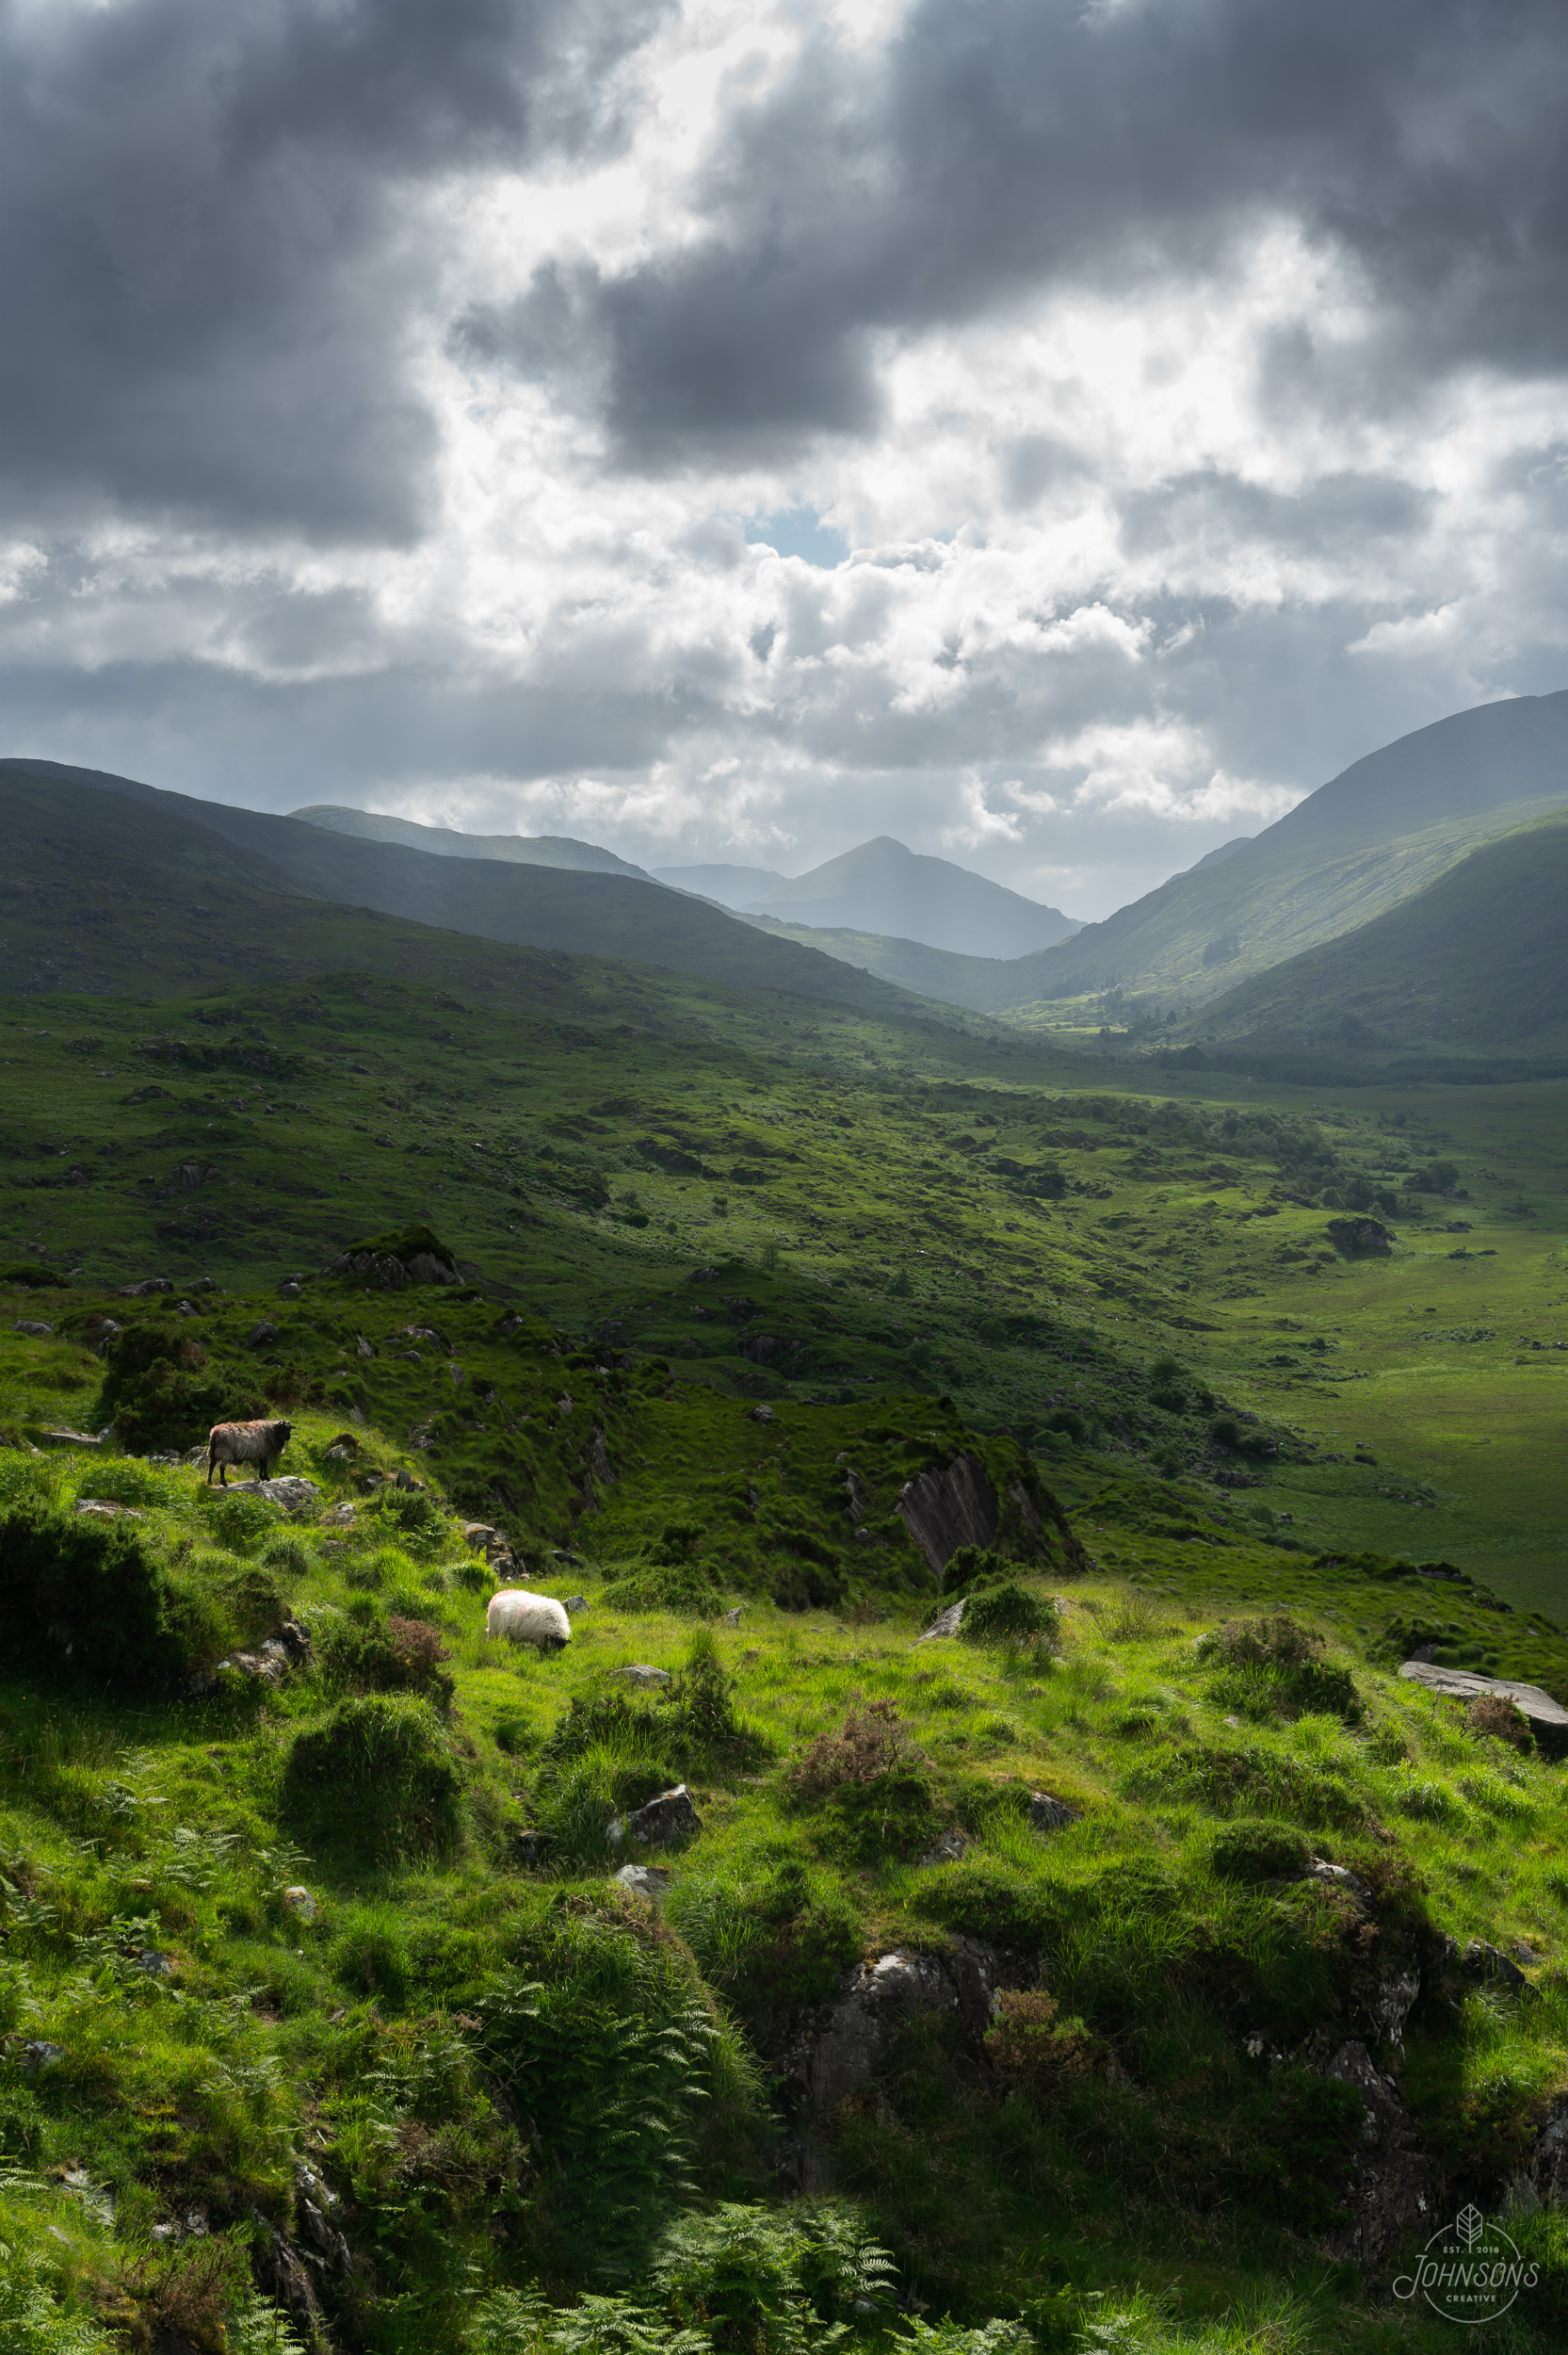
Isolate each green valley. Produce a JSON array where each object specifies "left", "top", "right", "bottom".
[{"left": 1, "top": 775, "right": 1566, "bottom": 2355}]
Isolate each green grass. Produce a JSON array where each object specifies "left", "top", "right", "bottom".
[
  {"left": 4, "top": 1452, "right": 1567, "bottom": 2347},
  {"left": 0, "top": 812, "right": 1565, "bottom": 2349}
]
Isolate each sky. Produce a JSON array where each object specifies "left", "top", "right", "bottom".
[{"left": 4, "top": 0, "right": 1567, "bottom": 920}]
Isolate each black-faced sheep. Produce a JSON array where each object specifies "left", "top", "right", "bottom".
[{"left": 207, "top": 1417, "right": 293, "bottom": 1486}]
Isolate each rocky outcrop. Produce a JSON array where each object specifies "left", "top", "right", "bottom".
[
  {"left": 1029, "top": 1791, "right": 1082, "bottom": 1833},
  {"left": 779, "top": 1939, "right": 1036, "bottom": 2147},
  {"left": 320, "top": 1247, "right": 458, "bottom": 1288},
  {"left": 251, "top": 2206, "right": 331, "bottom": 2349},
  {"left": 916, "top": 1600, "right": 966, "bottom": 1644},
  {"left": 1399, "top": 1662, "right": 1568, "bottom": 1755},
  {"left": 897, "top": 1453, "right": 997, "bottom": 1581},
  {"left": 607, "top": 1784, "right": 701, "bottom": 1849},
  {"left": 1528, "top": 2098, "right": 1568, "bottom": 2207},
  {"left": 1323, "top": 2038, "right": 1432, "bottom": 2266},
  {"left": 252, "top": 1477, "right": 320, "bottom": 1511},
  {"left": 193, "top": 1619, "right": 313, "bottom": 1694}
]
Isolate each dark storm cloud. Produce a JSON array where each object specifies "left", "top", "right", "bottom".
[
  {"left": 0, "top": 0, "right": 669, "bottom": 539},
  {"left": 470, "top": 0, "right": 1568, "bottom": 468}
]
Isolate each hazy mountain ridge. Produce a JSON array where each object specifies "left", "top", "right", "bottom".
[
  {"left": 741, "top": 833, "right": 1082, "bottom": 956},
  {"left": 0, "top": 761, "right": 989, "bottom": 1030},
  {"left": 293, "top": 804, "right": 655, "bottom": 880}
]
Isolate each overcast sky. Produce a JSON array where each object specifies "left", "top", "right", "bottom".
[{"left": 4, "top": 0, "right": 1567, "bottom": 918}]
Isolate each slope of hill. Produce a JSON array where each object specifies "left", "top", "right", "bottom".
[
  {"left": 655, "top": 860, "right": 793, "bottom": 902},
  {"left": 0, "top": 762, "right": 979, "bottom": 1027},
  {"left": 1199, "top": 812, "right": 1568, "bottom": 1053},
  {"left": 738, "top": 911, "right": 1031, "bottom": 1003},
  {"left": 291, "top": 803, "right": 655, "bottom": 878},
  {"left": 971, "top": 690, "right": 1568, "bottom": 1009},
  {"left": 742, "top": 834, "right": 1082, "bottom": 956}
]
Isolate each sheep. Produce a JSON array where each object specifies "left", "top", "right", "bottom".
[
  {"left": 207, "top": 1417, "right": 294, "bottom": 1486},
  {"left": 486, "top": 1589, "right": 572, "bottom": 1652}
]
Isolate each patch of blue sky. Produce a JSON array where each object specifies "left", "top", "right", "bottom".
[{"left": 745, "top": 507, "right": 849, "bottom": 566}]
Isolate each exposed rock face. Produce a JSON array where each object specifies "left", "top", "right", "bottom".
[
  {"left": 613, "top": 1864, "right": 672, "bottom": 1904},
  {"left": 1399, "top": 1661, "right": 1568, "bottom": 1754},
  {"left": 251, "top": 2207, "right": 330, "bottom": 2348},
  {"left": 615, "top": 1664, "right": 671, "bottom": 1689},
  {"left": 462, "top": 1521, "right": 514, "bottom": 1575},
  {"left": 1366, "top": 1964, "right": 1423, "bottom": 2047},
  {"left": 916, "top": 1600, "right": 966, "bottom": 1644},
  {"left": 790, "top": 1950, "right": 958, "bottom": 2117},
  {"left": 254, "top": 1477, "right": 320, "bottom": 1511},
  {"left": 589, "top": 1427, "right": 617, "bottom": 1485},
  {"left": 1029, "top": 1792, "right": 1082, "bottom": 1833},
  {"left": 295, "top": 2161, "right": 352, "bottom": 2283},
  {"left": 607, "top": 1784, "right": 702, "bottom": 1849},
  {"left": 321, "top": 1246, "right": 458, "bottom": 1288},
  {"left": 780, "top": 1939, "right": 1034, "bottom": 2130},
  {"left": 194, "top": 1619, "right": 314, "bottom": 1694},
  {"left": 1529, "top": 2098, "right": 1568, "bottom": 2206},
  {"left": 1323, "top": 2038, "right": 1431, "bottom": 2266},
  {"left": 1462, "top": 1940, "right": 1535, "bottom": 1995},
  {"left": 1326, "top": 1217, "right": 1396, "bottom": 1257},
  {"left": 897, "top": 1452, "right": 997, "bottom": 1581}
]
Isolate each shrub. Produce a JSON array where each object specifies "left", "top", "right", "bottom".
[
  {"left": 662, "top": 1634, "right": 773, "bottom": 1768},
  {"left": 670, "top": 1861, "right": 862, "bottom": 2028},
  {"left": 786, "top": 1699, "right": 917, "bottom": 1801},
  {"left": 984, "top": 1988, "right": 1100, "bottom": 2097},
  {"left": 127, "top": 2233, "right": 253, "bottom": 2353},
  {"left": 95, "top": 1323, "right": 260, "bottom": 1453},
  {"left": 74, "top": 1458, "right": 166, "bottom": 1507},
  {"left": 0, "top": 1501, "right": 186, "bottom": 1687},
  {"left": 315, "top": 1609, "right": 456, "bottom": 1709},
  {"left": 1210, "top": 1818, "right": 1313, "bottom": 1883},
  {"left": 283, "top": 1695, "right": 465, "bottom": 1860},
  {"left": 1198, "top": 1615, "right": 1361, "bottom": 1722},
  {"left": 940, "top": 1545, "right": 1008, "bottom": 1598},
  {"left": 784, "top": 1703, "right": 940, "bottom": 1862},
  {"left": 600, "top": 1560, "right": 724, "bottom": 1617},
  {"left": 960, "top": 1584, "right": 1057, "bottom": 1647},
  {"left": 1467, "top": 1694, "right": 1533, "bottom": 1753}
]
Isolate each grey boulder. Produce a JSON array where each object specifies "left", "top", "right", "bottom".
[
  {"left": 1399, "top": 1661, "right": 1568, "bottom": 1754},
  {"left": 607, "top": 1784, "right": 702, "bottom": 1849}
]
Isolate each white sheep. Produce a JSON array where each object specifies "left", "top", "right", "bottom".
[{"left": 486, "top": 1589, "right": 572, "bottom": 1651}]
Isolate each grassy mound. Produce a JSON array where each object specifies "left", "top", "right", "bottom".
[{"left": 283, "top": 1694, "right": 466, "bottom": 1861}]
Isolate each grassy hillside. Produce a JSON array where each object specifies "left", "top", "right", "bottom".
[
  {"left": 2, "top": 796, "right": 1567, "bottom": 2351},
  {"left": 0, "top": 946, "right": 1563, "bottom": 1610},
  {"left": 736, "top": 914, "right": 1030, "bottom": 1007},
  {"left": 952, "top": 692, "right": 1568, "bottom": 1012},
  {"left": 5, "top": 1342, "right": 1568, "bottom": 2351},
  {"left": 1195, "top": 815, "right": 1568, "bottom": 1057},
  {"left": 0, "top": 764, "right": 970, "bottom": 1028}
]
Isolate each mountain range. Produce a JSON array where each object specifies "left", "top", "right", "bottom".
[
  {"left": 663, "top": 836, "right": 1082, "bottom": 958},
  {"left": 7, "top": 687, "right": 1567, "bottom": 1063},
  {"left": 0, "top": 759, "right": 973, "bottom": 1028}
]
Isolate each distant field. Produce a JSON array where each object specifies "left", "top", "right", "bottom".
[{"left": 2, "top": 945, "right": 1561, "bottom": 1617}]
